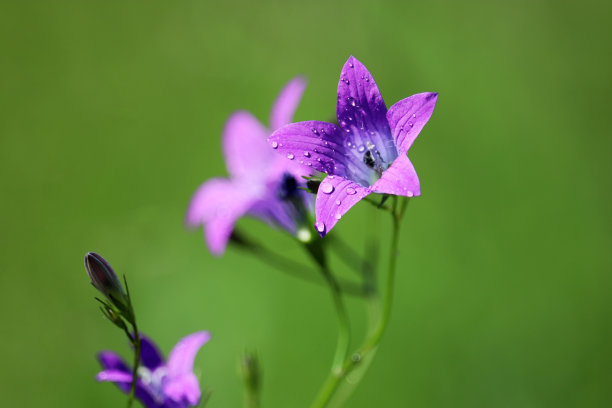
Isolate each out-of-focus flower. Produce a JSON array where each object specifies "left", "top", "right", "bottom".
[
  {"left": 97, "top": 331, "right": 211, "bottom": 408},
  {"left": 269, "top": 56, "right": 437, "bottom": 236},
  {"left": 186, "top": 77, "right": 314, "bottom": 255}
]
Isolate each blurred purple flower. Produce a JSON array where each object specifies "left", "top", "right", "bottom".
[
  {"left": 186, "top": 77, "right": 313, "bottom": 254},
  {"left": 269, "top": 56, "right": 438, "bottom": 236},
  {"left": 97, "top": 331, "right": 211, "bottom": 408}
]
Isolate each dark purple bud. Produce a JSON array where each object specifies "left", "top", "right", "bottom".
[{"left": 84, "top": 252, "right": 127, "bottom": 307}]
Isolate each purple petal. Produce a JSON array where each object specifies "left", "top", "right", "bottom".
[
  {"left": 163, "top": 373, "right": 201, "bottom": 406},
  {"left": 96, "top": 369, "right": 133, "bottom": 383},
  {"left": 386, "top": 92, "right": 438, "bottom": 156},
  {"left": 269, "top": 76, "right": 307, "bottom": 131},
  {"left": 186, "top": 179, "right": 259, "bottom": 255},
  {"left": 97, "top": 352, "right": 162, "bottom": 408},
  {"left": 222, "top": 111, "right": 274, "bottom": 180},
  {"left": 372, "top": 154, "right": 420, "bottom": 197},
  {"left": 166, "top": 331, "right": 211, "bottom": 379},
  {"left": 314, "top": 175, "right": 372, "bottom": 237},
  {"left": 140, "top": 335, "right": 164, "bottom": 370},
  {"left": 336, "top": 56, "right": 395, "bottom": 163},
  {"left": 268, "top": 121, "right": 366, "bottom": 181}
]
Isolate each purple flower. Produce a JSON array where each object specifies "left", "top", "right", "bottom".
[
  {"left": 268, "top": 56, "right": 438, "bottom": 237},
  {"left": 186, "top": 77, "right": 313, "bottom": 254},
  {"left": 97, "top": 331, "right": 211, "bottom": 408}
]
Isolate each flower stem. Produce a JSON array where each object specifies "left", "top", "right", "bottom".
[
  {"left": 127, "top": 320, "right": 140, "bottom": 408},
  {"left": 310, "top": 196, "right": 409, "bottom": 408},
  {"left": 232, "top": 229, "right": 365, "bottom": 297}
]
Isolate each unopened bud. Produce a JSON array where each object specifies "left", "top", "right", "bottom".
[{"left": 84, "top": 252, "right": 128, "bottom": 311}]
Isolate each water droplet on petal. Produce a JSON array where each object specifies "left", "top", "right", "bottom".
[
  {"left": 412, "top": 113, "right": 416, "bottom": 118},
  {"left": 315, "top": 222, "right": 325, "bottom": 233},
  {"left": 307, "top": 162, "right": 312, "bottom": 166},
  {"left": 358, "top": 145, "right": 365, "bottom": 152},
  {"left": 346, "top": 97, "right": 356, "bottom": 107},
  {"left": 334, "top": 213, "right": 342, "bottom": 220},
  {"left": 320, "top": 182, "right": 334, "bottom": 194},
  {"left": 349, "top": 62, "right": 354, "bottom": 68},
  {"left": 287, "top": 153, "right": 295, "bottom": 160},
  {"left": 406, "top": 190, "right": 414, "bottom": 197},
  {"left": 408, "top": 122, "right": 413, "bottom": 128},
  {"left": 346, "top": 187, "right": 356, "bottom": 195},
  {"left": 303, "top": 151, "right": 310, "bottom": 157},
  {"left": 312, "top": 128, "right": 319, "bottom": 135},
  {"left": 335, "top": 200, "right": 341, "bottom": 205}
]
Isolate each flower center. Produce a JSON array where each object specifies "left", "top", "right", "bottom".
[
  {"left": 362, "top": 142, "right": 386, "bottom": 179},
  {"left": 138, "top": 366, "right": 167, "bottom": 403}
]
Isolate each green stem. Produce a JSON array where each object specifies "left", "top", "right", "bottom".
[
  {"left": 231, "top": 231, "right": 365, "bottom": 297},
  {"left": 127, "top": 321, "right": 140, "bottom": 408},
  {"left": 310, "top": 196, "right": 408, "bottom": 408}
]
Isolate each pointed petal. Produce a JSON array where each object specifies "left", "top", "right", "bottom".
[
  {"left": 166, "top": 331, "right": 211, "bottom": 379},
  {"left": 372, "top": 154, "right": 420, "bottom": 197},
  {"left": 386, "top": 92, "right": 438, "bottom": 156},
  {"left": 98, "top": 351, "right": 130, "bottom": 372},
  {"left": 269, "top": 76, "right": 307, "bottom": 131},
  {"left": 96, "top": 369, "right": 133, "bottom": 383},
  {"left": 223, "top": 111, "right": 273, "bottom": 180},
  {"left": 186, "top": 179, "right": 259, "bottom": 255},
  {"left": 314, "top": 175, "right": 371, "bottom": 237},
  {"left": 336, "top": 56, "right": 396, "bottom": 163},
  {"left": 268, "top": 121, "right": 367, "bottom": 181},
  {"left": 97, "top": 352, "right": 161, "bottom": 408},
  {"left": 163, "top": 373, "right": 201, "bottom": 406},
  {"left": 139, "top": 335, "right": 164, "bottom": 370}
]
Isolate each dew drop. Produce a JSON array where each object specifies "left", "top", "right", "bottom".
[
  {"left": 346, "top": 187, "right": 356, "bottom": 195},
  {"left": 334, "top": 213, "right": 342, "bottom": 220},
  {"left": 315, "top": 222, "right": 325, "bottom": 233},
  {"left": 271, "top": 141, "right": 278, "bottom": 149},
  {"left": 348, "top": 62, "right": 354, "bottom": 68},
  {"left": 406, "top": 190, "right": 414, "bottom": 197},
  {"left": 320, "top": 182, "right": 334, "bottom": 194},
  {"left": 335, "top": 200, "right": 341, "bottom": 206},
  {"left": 358, "top": 145, "right": 365, "bottom": 152},
  {"left": 412, "top": 113, "right": 416, "bottom": 118},
  {"left": 307, "top": 162, "right": 312, "bottom": 166},
  {"left": 346, "top": 97, "right": 356, "bottom": 107},
  {"left": 312, "top": 128, "right": 319, "bottom": 135},
  {"left": 342, "top": 78, "right": 350, "bottom": 85},
  {"left": 303, "top": 151, "right": 310, "bottom": 157},
  {"left": 287, "top": 153, "right": 295, "bottom": 160}
]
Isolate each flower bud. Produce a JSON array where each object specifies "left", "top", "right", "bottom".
[{"left": 84, "top": 252, "right": 128, "bottom": 310}]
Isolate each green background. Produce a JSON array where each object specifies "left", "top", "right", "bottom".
[{"left": 1, "top": 0, "right": 610, "bottom": 407}]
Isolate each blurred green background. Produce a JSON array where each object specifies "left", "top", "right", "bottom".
[{"left": 1, "top": 0, "right": 610, "bottom": 407}]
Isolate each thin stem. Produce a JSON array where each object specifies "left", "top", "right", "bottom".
[
  {"left": 321, "top": 265, "right": 350, "bottom": 372},
  {"left": 232, "top": 231, "right": 365, "bottom": 297},
  {"left": 310, "top": 196, "right": 408, "bottom": 408},
  {"left": 127, "top": 320, "right": 140, "bottom": 408}
]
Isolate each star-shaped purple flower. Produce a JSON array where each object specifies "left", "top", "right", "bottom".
[
  {"left": 97, "top": 331, "right": 211, "bottom": 408},
  {"left": 268, "top": 56, "right": 438, "bottom": 237},
  {"left": 186, "top": 77, "right": 313, "bottom": 254}
]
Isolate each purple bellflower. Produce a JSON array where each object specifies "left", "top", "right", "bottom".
[
  {"left": 186, "top": 77, "right": 314, "bottom": 254},
  {"left": 97, "top": 331, "right": 211, "bottom": 408},
  {"left": 268, "top": 56, "right": 438, "bottom": 237}
]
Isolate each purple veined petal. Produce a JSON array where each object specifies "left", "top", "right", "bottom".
[
  {"left": 166, "top": 331, "right": 211, "bottom": 380},
  {"left": 336, "top": 56, "right": 395, "bottom": 164},
  {"left": 386, "top": 92, "right": 438, "bottom": 156},
  {"left": 139, "top": 335, "right": 165, "bottom": 371},
  {"left": 268, "top": 121, "right": 364, "bottom": 180},
  {"left": 269, "top": 76, "right": 307, "bottom": 131},
  {"left": 314, "top": 175, "right": 372, "bottom": 237},
  {"left": 222, "top": 111, "right": 274, "bottom": 180},
  {"left": 371, "top": 154, "right": 421, "bottom": 197},
  {"left": 97, "top": 369, "right": 133, "bottom": 383},
  {"left": 163, "top": 372, "right": 201, "bottom": 406}
]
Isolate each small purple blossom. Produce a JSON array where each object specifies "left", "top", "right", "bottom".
[
  {"left": 97, "top": 331, "right": 211, "bottom": 408},
  {"left": 186, "top": 77, "right": 314, "bottom": 254},
  {"left": 268, "top": 56, "right": 438, "bottom": 236}
]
